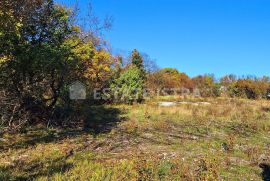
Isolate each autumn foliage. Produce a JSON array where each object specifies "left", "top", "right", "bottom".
[{"left": 0, "top": 0, "right": 269, "bottom": 131}]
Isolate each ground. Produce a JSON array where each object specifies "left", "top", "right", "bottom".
[{"left": 1, "top": 97, "right": 270, "bottom": 180}]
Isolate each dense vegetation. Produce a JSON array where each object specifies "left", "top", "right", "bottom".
[
  {"left": 1, "top": 0, "right": 270, "bottom": 131},
  {"left": 1, "top": 1, "right": 270, "bottom": 180}
]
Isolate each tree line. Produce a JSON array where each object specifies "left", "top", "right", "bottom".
[
  {"left": 147, "top": 70, "right": 270, "bottom": 99},
  {"left": 0, "top": 0, "right": 269, "bottom": 130}
]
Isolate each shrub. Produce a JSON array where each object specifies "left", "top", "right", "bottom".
[{"left": 110, "top": 66, "right": 145, "bottom": 104}]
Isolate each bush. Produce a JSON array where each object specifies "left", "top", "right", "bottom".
[
  {"left": 0, "top": 0, "right": 114, "bottom": 130},
  {"left": 191, "top": 75, "right": 220, "bottom": 97},
  {"left": 110, "top": 66, "right": 145, "bottom": 104},
  {"left": 230, "top": 79, "right": 269, "bottom": 99}
]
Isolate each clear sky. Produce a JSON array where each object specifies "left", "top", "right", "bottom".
[{"left": 57, "top": 0, "right": 270, "bottom": 78}]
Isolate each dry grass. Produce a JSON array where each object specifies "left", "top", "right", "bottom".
[{"left": 1, "top": 97, "right": 270, "bottom": 180}]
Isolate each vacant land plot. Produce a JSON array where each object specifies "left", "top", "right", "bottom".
[{"left": 1, "top": 98, "right": 270, "bottom": 180}]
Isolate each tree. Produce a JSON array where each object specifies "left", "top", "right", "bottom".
[
  {"left": 110, "top": 66, "right": 144, "bottom": 104},
  {"left": 230, "top": 78, "right": 270, "bottom": 99},
  {"left": 192, "top": 75, "right": 220, "bottom": 97},
  {"left": 0, "top": 0, "right": 80, "bottom": 127},
  {"left": 141, "top": 53, "right": 159, "bottom": 74},
  {"left": 220, "top": 74, "right": 237, "bottom": 87},
  {"left": 146, "top": 68, "right": 193, "bottom": 96},
  {"left": 107, "top": 49, "right": 147, "bottom": 103},
  {"left": 131, "top": 49, "right": 145, "bottom": 75},
  {"left": 160, "top": 68, "right": 182, "bottom": 89},
  {"left": 0, "top": 0, "right": 114, "bottom": 129}
]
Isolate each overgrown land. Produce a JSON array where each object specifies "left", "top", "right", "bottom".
[
  {"left": 1, "top": 0, "right": 270, "bottom": 180},
  {"left": 1, "top": 98, "right": 270, "bottom": 180}
]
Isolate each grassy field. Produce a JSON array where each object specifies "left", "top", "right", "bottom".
[{"left": 1, "top": 97, "right": 270, "bottom": 180}]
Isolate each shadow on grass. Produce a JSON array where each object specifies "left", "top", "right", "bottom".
[
  {"left": 0, "top": 156, "right": 73, "bottom": 181},
  {"left": 0, "top": 105, "right": 124, "bottom": 150},
  {"left": 260, "top": 163, "right": 270, "bottom": 181},
  {"left": 0, "top": 105, "right": 124, "bottom": 180},
  {"left": 82, "top": 106, "right": 124, "bottom": 136}
]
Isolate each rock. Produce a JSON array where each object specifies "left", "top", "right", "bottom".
[
  {"left": 158, "top": 101, "right": 211, "bottom": 107},
  {"left": 179, "top": 101, "right": 211, "bottom": 106},
  {"left": 178, "top": 102, "right": 190, "bottom": 105},
  {"left": 158, "top": 102, "right": 177, "bottom": 107},
  {"left": 198, "top": 102, "right": 211, "bottom": 105}
]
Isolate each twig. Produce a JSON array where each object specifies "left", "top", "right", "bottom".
[{"left": 8, "top": 105, "right": 18, "bottom": 127}]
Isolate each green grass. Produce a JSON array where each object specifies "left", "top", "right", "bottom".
[{"left": 1, "top": 98, "right": 270, "bottom": 180}]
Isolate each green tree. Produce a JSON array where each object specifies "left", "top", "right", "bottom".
[
  {"left": 0, "top": 0, "right": 114, "bottom": 128},
  {"left": 110, "top": 66, "right": 144, "bottom": 104},
  {"left": 130, "top": 49, "right": 146, "bottom": 77},
  {"left": 0, "top": 0, "right": 78, "bottom": 126}
]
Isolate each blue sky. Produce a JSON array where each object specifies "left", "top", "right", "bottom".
[{"left": 57, "top": 0, "right": 270, "bottom": 78}]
